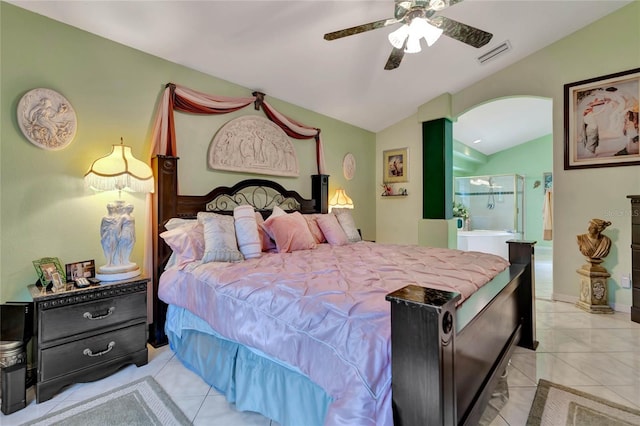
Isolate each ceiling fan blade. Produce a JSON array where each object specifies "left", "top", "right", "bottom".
[
  {"left": 429, "top": 15, "right": 493, "bottom": 48},
  {"left": 384, "top": 46, "right": 406, "bottom": 70},
  {"left": 324, "top": 18, "right": 399, "bottom": 41},
  {"left": 394, "top": 1, "right": 413, "bottom": 19}
]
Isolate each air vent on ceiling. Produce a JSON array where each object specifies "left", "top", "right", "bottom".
[{"left": 477, "top": 41, "right": 511, "bottom": 65}]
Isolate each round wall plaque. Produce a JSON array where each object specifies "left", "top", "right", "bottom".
[
  {"left": 343, "top": 152, "right": 356, "bottom": 180},
  {"left": 17, "top": 88, "right": 77, "bottom": 150}
]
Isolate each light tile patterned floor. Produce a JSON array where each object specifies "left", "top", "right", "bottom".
[{"left": 3, "top": 252, "right": 639, "bottom": 425}]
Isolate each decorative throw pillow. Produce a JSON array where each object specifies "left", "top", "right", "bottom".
[
  {"left": 316, "top": 214, "right": 350, "bottom": 246},
  {"left": 233, "top": 205, "right": 262, "bottom": 259},
  {"left": 197, "top": 212, "right": 244, "bottom": 263},
  {"left": 159, "top": 220, "right": 205, "bottom": 269},
  {"left": 260, "top": 205, "right": 287, "bottom": 241},
  {"left": 164, "top": 217, "right": 196, "bottom": 231},
  {"left": 304, "top": 214, "right": 326, "bottom": 244},
  {"left": 262, "top": 211, "right": 317, "bottom": 253},
  {"left": 332, "top": 208, "right": 362, "bottom": 243},
  {"left": 255, "top": 212, "right": 277, "bottom": 252}
]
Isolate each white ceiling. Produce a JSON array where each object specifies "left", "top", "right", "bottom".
[
  {"left": 455, "top": 97, "right": 553, "bottom": 155},
  {"left": 9, "top": 0, "right": 629, "bottom": 153}
]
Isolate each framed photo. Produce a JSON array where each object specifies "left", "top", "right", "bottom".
[
  {"left": 65, "top": 259, "right": 96, "bottom": 282},
  {"left": 32, "top": 257, "right": 65, "bottom": 286},
  {"left": 50, "top": 271, "right": 66, "bottom": 293},
  {"left": 564, "top": 68, "right": 640, "bottom": 170},
  {"left": 383, "top": 148, "right": 408, "bottom": 183}
]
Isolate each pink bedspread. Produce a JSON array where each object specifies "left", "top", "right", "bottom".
[{"left": 158, "top": 242, "right": 509, "bottom": 425}]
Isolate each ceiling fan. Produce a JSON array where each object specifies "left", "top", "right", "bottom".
[{"left": 324, "top": 0, "right": 493, "bottom": 70}]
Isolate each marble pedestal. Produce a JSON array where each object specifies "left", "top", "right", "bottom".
[{"left": 576, "top": 259, "right": 614, "bottom": 314}]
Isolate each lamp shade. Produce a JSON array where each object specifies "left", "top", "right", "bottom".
[
  {"left": 388, "top": 24, "right": 410, "bottom": 49},
  {"left": 329, "top": 189, "right": 354, "bottom": 211},
  {"left": 84, "top": 141, "right": 154, "bottom": 193}
]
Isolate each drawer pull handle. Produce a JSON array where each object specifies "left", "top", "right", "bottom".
[
  {"left": 83, "top": 307, "right": 115, "bottom": 320},
  {"left": 83, "top": 341, "right": 115, "bottom": 357}
]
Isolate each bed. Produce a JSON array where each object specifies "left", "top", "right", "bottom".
[{"left": 149, "top": 155, "right": 538, "bottom": 425}]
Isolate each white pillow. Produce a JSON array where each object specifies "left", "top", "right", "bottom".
[
  {"left": 164, "top": 217, "right": 196, "bottom": 231},
  {"left": 332, "top": 208, "right": 361, "bottom": 242},
  {"left": 233, "top": 205, "right": 262, "bottom": 259},
  {"left": 197, "top": 212, "right": 244, "bottom": 263}
]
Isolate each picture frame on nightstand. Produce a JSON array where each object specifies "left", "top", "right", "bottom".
[
  {"left": 65, "top": 259, "right": 97, "bottom": 288},
  {"left": 32, "top": 257, "right": 65, "bottom": 287},
  {"left": 65, "top": 259, "right": 96, "bottom": 281}
]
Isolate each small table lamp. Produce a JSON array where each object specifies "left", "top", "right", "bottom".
[
  {"left": 84, "top": 138, "right": 154, "bottom": 281},
  {"left": 328, "top": 189, "right": 354, "bottom": 212}
]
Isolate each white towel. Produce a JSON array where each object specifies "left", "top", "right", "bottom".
[{"left": 543, "top": 190, "right": 552, "bottom": 240}]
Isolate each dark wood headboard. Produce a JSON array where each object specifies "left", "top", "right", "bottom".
[{"left": 149, "top": 155, "right": 329, "bottom": 346}]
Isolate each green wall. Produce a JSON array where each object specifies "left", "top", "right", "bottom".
[
  {"left": 377, "top": 2, "right": 640, "bottom": 310},
  {"left": 0, "top": 3, "right": 376, "bottom": 302},
  {"left": 456, "top": 134, "right": 553, "bottom": 247}
]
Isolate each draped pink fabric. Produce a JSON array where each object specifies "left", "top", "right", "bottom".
[
  {"left": 144, "top": 83, "right": 326, "bottom": 320},
  {"left": 149, "top": 83, "right": 325, "bottom": 170}
]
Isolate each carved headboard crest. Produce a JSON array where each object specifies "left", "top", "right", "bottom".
[{"left": 206, "top": 185, "right": 301, "bottom": 213}]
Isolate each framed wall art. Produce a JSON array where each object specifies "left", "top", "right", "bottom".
[
  {"left": 564, "top": 68, "right": 640, "bottom": 170},
  {"left": 383, "top": 147, "right": 408, "bottom": 183}
]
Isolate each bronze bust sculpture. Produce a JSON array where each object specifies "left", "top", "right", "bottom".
[{"left": 577, "top": 218, "right": 612, "bottom": 260}]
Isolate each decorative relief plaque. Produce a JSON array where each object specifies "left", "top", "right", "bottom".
[
  {"left": 343, "top": 152, "right": 356, "bottom": 180},
  {"left": 208, "top": 115, "right": 299, "bottom": 177},
  {"left": 17, "top": 88, "right": 77, "bottom": 150}
]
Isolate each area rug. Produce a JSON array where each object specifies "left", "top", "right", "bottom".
[
  {"left": 527, "top": 379, "right": 640, "bottom": 425},
  {"left": 21, "top": 376, "right": 190, "bottom": 426}
]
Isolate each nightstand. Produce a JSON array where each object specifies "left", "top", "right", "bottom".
[{"left": 28, "top": 277, "right": 149, "bottom": 403}]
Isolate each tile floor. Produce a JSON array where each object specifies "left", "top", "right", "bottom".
[{"left": 3, "top": 251, "right": 639, "bottom": 425}]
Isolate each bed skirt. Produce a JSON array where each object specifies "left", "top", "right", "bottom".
[{"left": 166, "top": 306, "right": 331, "bottom": 426}]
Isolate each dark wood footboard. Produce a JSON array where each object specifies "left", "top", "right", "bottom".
[{"left": 386, "top": 240, "right": 537, "bottom": 425}]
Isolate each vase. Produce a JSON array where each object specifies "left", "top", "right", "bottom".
[{"left": 463, "top": 219, "right": 470, "bottom": 231}]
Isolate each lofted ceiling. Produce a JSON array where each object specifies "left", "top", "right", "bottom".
[
  {"left": 9, "top": 0, "right": 630, "bottom": 153},
  {"left": 455, "top": 97, "right": 553, "bottom": 155}
]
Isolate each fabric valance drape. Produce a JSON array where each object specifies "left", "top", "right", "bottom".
[{"left": 149, "top": 83, "right": 326, "bottom": 173}]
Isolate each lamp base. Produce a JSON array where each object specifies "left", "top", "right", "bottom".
[{"left": 96, "top": 263, "right": 141, "bottom": 282}]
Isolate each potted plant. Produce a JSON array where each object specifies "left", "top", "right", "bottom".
[{"left": 453, "top": 201, "right": 470, "bottom": 230}]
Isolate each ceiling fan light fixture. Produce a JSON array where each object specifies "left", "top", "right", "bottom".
[
  {"left": 414, "top": 18, "right": 443, "bottom": 47},
  {"left": 405, "top": 33, "right": 422, "bottom": 53},
  {"left": 388, "top": 24, "right": 410, "bottom": 49}
]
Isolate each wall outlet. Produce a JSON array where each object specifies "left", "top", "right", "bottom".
[{"left": 621, "top": 275, "right": 631, "bottom": 289}]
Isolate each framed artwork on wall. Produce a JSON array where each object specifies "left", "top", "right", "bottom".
[
  {"left": 383, "top": 147, "right": 408, "bottom": 183},
  {"left": 564, "top": 67, "right": 640, "bottom": 170}
]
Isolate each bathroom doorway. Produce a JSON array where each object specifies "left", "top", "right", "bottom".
[{"left": 452, "top": 96, "right": 553, "bottom": 300}]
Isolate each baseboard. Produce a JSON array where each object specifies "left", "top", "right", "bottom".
[
  {"left": 551, "top": 293, "right": 578, "bottom": 305},
  {"left": 552, "top": 292, "right": 631, "bottom": 313}
]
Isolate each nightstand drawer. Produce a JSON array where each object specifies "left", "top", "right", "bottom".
[
  {"left": 40, "top": 291, "right": 146, "bottom": 343},
  {"left": 39, "top": 323, "right": 146, "bottom": 381}
]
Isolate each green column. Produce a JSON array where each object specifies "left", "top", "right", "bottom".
[{"left": 422, "top": 118, "right": 453, "bottom": 219}]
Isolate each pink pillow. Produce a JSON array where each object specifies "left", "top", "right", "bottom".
[
  {"left": 304, "top": 214, "right": 326, "bottom": 244},
  {"left": 255, "top": 212, "right": 277, "bottom": 252},
  {"left": 262, "top": 211, "right": 316, "bottom": 253},
  {"left": 160, "top": 222, "right": 205, "bottom": 268},
  {"left": 316, "top": 214, "right": 349, "bottom": 246}
]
